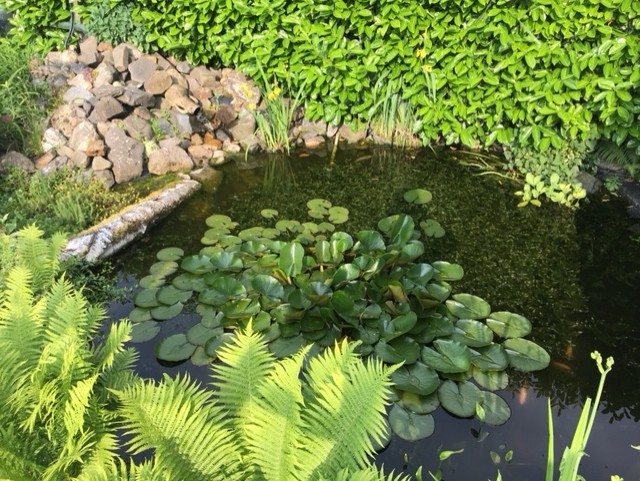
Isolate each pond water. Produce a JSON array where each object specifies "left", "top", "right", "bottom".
[{"left": 108, "top": 147, "right": 640, "bottom": 480}]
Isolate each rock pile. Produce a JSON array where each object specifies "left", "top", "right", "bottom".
[{"left": 27, "top": 37, "right": 266, "bottom": 188}]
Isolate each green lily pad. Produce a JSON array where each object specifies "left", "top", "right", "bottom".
[
  {"left": 241, "top": 240, "right": 268, "bottom": 256},
  {"left": 269, "top": 334, "right": 306, "bottom": 358},
  {"left": 403, "top": 188, "right": 433, "bottom": 205},
  {"left": 421, "top": 339, "right": 472, "bottom": 373},
  {"left": 420, "top": 219, "right": 445, "bottom": 238},
  {"left": 371, "top": 418, "right": 392, "bottom": 452},
  {"left": 382, "top": 312, "right": 417, "bottom": 341},
  {"left": 276, "top": 219, "right": 302, "bottom": 233},
  {"left": 470, "top": 344, "right": 509, "bottom": 371},
  {"left": 156, "top": 247, "right": 184, "bottom": 262},
  {"left": 253, "top": 311, "right": 272, "bottom": 331},
  {"left": 451, "top": 319, "right": 494, "bottom": 347},
  {"left": 238, "top": 227, "right": 264, "bottom": 241},
  {"left": 332, "top": 263, "right": 360, "bottom": 285},
  {"left": 354, "top": 326, "right": 380, "bottom": 345},
  {"left": 396, "top": 390, "right": 440, "bottom": 415},
  {"left": 130, "top": 320, "right": 161, "bottom": 343},
  {"left": 133, "top": 288, "right": 160, "bottom": 308},
  {"left": 261, "top": 228, "right": 281, "bottom": 240},
  {"left": 377, "top": 214, "right": 415, "bottom": 247},
  {"left": 181, "top": 255, "right": 214, "bottom": 275},
  {"left": 503, "top": 338, "right": 550, "bottom": 371},
  {"left": 391, "top": 362, "right": 440, "bottom": 395},
  {"left": 472, "top": 368, "right": 509, "bottom": 391},
  {"left": 486, "top": 311, "right": 532, "bottom": 338},
  {"left": 205, "top": 214, "right": 237, "bottom": 229},
  {"left": 432, "top": 261, "right": 464, "bottom": 281},
  {"left": 155, "top": 333, "right": 196, "bottom": 362},
  {"left": 477, "top": 391, "right": 511, "bottom": 425},
  {"left": 260, "top": 208, "right": 279, "bottom": 219},
  {"left": 399, "top": 240, "right": 425, "bottom": 262},
  {"left": 317, "top": 222, "right": 335, "bottom": 233},
  {"left": 210, "top": 251, "right": 244, "bottom": 272},
  {"left": 328, "top": 206, "right": 349, "bottom": 224},
  {"left": 204, "top": 333, "right": 234, "bottom": 358},
  {"left": 190, "top": 346, "right": 213, "bottom": 366},
  {"left": 139, "top": 275, "right": 165, "bottom": 289},
  {"left": 150, "top": 302, "right": 184, "bottom": 320},
  {"left": 279, "top": 242, "right": 304, "bottom": 277},
  {"left": 172, "top": 273, "right": 204, "bottom": 291},
  {"left": 128, "top": 307, "right": 152, "bottom": 323},
  {"left": 411, "top": 314, "right": 455, "bottom": 343},
  {"left": 157, "top": 285, "right": 192, "bottom": 305},
  {"left": 149, "top": 261, "right": 179, "bottom": 278},
  {"left": 446, "top": 293, "right": 491, "bottom": 319},
  {"left": 307, "top": 198, "right": 332, "bottom": 210},
  {"left": 186, "top": 322, "right": 221, "bottom": 346},
  {"left": 199, "top": 278, "right": 246, "bottom": 305},
  {"left": 389, "top": 404, "right": 434, "bottom": 441},
  {"left": 388, "top": 336, "right": 421, "bottom": 364},
  {"left": 438, "top": 380, "right": 482, "bottom": 418},
  {"left": 252, "top": 274, "right": 285, "bottom": 299}
]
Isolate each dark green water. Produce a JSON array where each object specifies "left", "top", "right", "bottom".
[{"left": 109, "top": 148, "right": 640, "bottom": 480}]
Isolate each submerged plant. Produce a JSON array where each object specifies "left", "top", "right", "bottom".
[{"left": 130, "top": 192, "right": 551, "bottom": 441}]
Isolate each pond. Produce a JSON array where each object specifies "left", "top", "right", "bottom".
[{"left": 107, "top": 147, "right": 640, "bottom": 480}]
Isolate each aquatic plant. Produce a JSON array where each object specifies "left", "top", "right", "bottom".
[{"left": 130, "top": 191, "right": 551, "bottom": 440}]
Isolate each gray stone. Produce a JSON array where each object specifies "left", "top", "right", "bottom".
[
  {"left": 215, "top": 104, "right": 237, "bottom": 126},
  {"left": 92, "top": 84, "right": 125, "bottom": 99},
  {"left": 68, "top": 121, "right": 106, "bottom": 157},
  {"left": 93, "top": 169, "right": 115, "bottom": 189},
  {"left": 93, "top": 61, "right": 116, "bottom": 88},
  {"left": 105, "top": 126, "right": 144, "bottom": 183},
  {"left": 153, "top": 119, "right": 174, "bottom": 138},
  {"left": 144, "top": 70, "right": 173, "bottom": 95},
  {"left": 68, "top": 69, "right": 93, "bottom": 90},
  {"left": 176, "top": 60, "right": 191, "bottom": 74},
  {"left": 56, "top": 145, "right": 89, "bottom": 169},
  {"left": 35, "top": 151, "right": 56, "bottom": 170},
  {"left": 215, "top": 129, "right": 231, "bottom": 142},
  {"left": 338, "top": 123, "right": 366, "bottom": 144},
  {"left": 40, "top": 155, "right": 70, "bottom": 175},
  {"left": 78, "top": 36, "right": 102, "bottom": 66},
  {"left": 164, "top": 85, "right": 199, "bottom": 114},
  {"left": 88, "top": 96, "right": 125, "bottom": 123},
  {"left": 229, "top": 108, "right": 256, "bottom": 142},
  {"left": 154, "top": 54, "right": 172, "bottom": 70},
  {"left": 62, "top": 86, "right": 95, "bottom": 105},
  {"left": 576, "top": 171, "right": 602, "bottom": 195},
  {"left": 186, "top": 76, "right": 211, "bottom": 103},
  {"left": 222, "top": 140, "right": 241, "bottom": 153},
  {"left": 158, "top": 137, "right": 182, "bottom": 149},
  {"left": 187, "top": 144, "right": 216, "bottom": 167},
  {"left": 220, "top": 68, "right": 260, "bottom": 110},
  {"left": 123, "top": 115, "right": 153, "bottom": 141},
  {"left": 148, "top": 145, "right": 194, "bottom": 175},
  {"left": 171, "top": 112, "right": 193, "bottom": 138},
  {"left": 190, "top": 66, "right": 219, "bottom": 89},
  {"left": 0, "top": 151, "right": 34, "bottom": 173},
  {"left": 42, "top": 128, "right": 68, "bottom": 152},
  {"left": 128, "top": 57, "right": 158, "bottom": 84},
  {"left": 165, "top": 68, "right": 189, "bottom": 89},
  {"left": 118, "top": 86, "right": 155, "bottom": 107},
  {"left": 92, "top": 156, "right": 112, "bottom": 171},
  {"left": 112, "top": 44, "right": 130, "bottom": 72}
]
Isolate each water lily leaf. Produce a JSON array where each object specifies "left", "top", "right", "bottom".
[
  {"left": 151, "top": 302, "right": 184, "bottom": 320},
  {"left": 204, "top": 333, "right": 234, "bottom": 358},
  {"left": 156, "top": 246, "right": 185, "bottom": 261},
  {"left": 400, "top": 240, "right": 425, "bottom": 262},
  {"left": 296, "top": 232, "right": 316, "bottom": 245},
  {"left": 302, "top": 222, "right": 319, "bottom": 234},
  {"left": 186, "top": 322, "right": 220, "bottom": 346},
  {"left": 328, "top": 206, "right": 349, "bottom": 224},
  {"left": 276, "top": 219, "right": 302, "bottom": 233},
  {"left": 302, "top": 327, "right": 328, "bottom": 341},
  {"left": 221, "top": 298, "right": 260, "bottom": 320},
  {"left": 362, "top": 304, "right": 382, "bottom": 320},
  {"left": 396, "top": 390, "right": 440, "bottom": 414},
  {"left": 203, "top": 227, "right": 230, "bottom": 242},
  {"left": 190, "top": 346, "right": 213, "bottom": 366},
  {"left": 438, "top": 380, "right": 482, "bottom": 418},
  {"left": 472, "top": 368, "right": 509, "bottom": 391},
  {"left": 133, "top": 288, "right": 160, "bottom": 308},
  {"left": 451, "top": 319, "right": 494, "bottom": 347},
  {"left": 403, "top": 188, "right": 433, "bottom": 204},
  {"left": 129, "top": 307, "right": 152, "bottom": 323},
  {"left": 149, "top": 261, "right": 178, "bottom": 278},
  {"left": 378, "top": 214, "right": 415, "bottom": 247},
  {"left": 391, "top": 362, "right": 440, "bottom": 395},
  {"left": 406, "top": 263, "right": 435, "bottom": 285},
  {"left": 181, "top": 255, "right": 214, "bottom": 275},
  {"left": 261, "top": 228, "right": 281, "bottom": 239},
  {"left": 411, "top": 314, "right": 455, "bottom": 343},
  {"left": 371, "top": 418, "right": 392, "bottom": 452},
  {"left": 333, "top": 264, "right": 360, "bottom": 285},
  {"left": 355, "top": 230, "right": 386, "bottom": 252},
  {"left": 238, "top": 227, "right": 264, "bottom": 241},
  {"left": 241, "top": 240, "right": 268, "bottom": 256},
  {"left": 130, "top": 320, "right": 161, "bottom": 343},
  {"left": 304, "top": 282, "right": 332, "bottom": 305},
  {"left": 503, "top": 338, "right": 550, "bottom": 371},
  {"left": 374, "top": 339, "right": 405, "bottom": 364},
  {"left": 300, "top": 317, "right": 326, "bottom": 332},
  {"left": 205, "top": 214, "right": 237, "bottom": 229},
  {"left": 470, "top": 344, "right": 509, "bottom": 371},
  {"left": 307, "top": 198, "right": 332, "bottom": 211},
  {"left": 271, "top": 304, "right": 304, "bottom": 324},
  {"left": 157, "top": 285, "right": 192, "bottom": 305},
  {"left": 279, "top": 242, "right": 304, "bottom": 276},
  {"left": 279, "top": 321, "right": 301, "bottom": 338},
  {"left": 420, "top": 219, "right": 445, "bottom": 238},
  {"left": 199, "top": 307, "right": 223, "bottom": 328},
  {"left": 260, "top": 208, "right": 279, "bottom": 219},
  {"left": 388, "top": 336, "right": 421, "bottom": 364},
  {"left": 433, "top": 261, "right": 464, "bottom": 281},
  {"left": 318, "top": 325, "right": 341, "bottom": 346},
  {"left": 252, "top": 311, "right": 272, "bottom": 331},
  {"left": 218, "top": 235, "right": 242, "bottom": 247},
  {"left": 172, "top": 273, "right": 204, "bottom": 291},
  {"left": 331, "top": 290, "right": 355, "bottom": 318},
  {"left": 423, "top": 281, "right": 452, "bottom": 303},
  {"left": 139, "top": 275, "right": 165, "bottom": 289},
  {"left": 317, "top": 222, "right": 335, "bottom": 233},
  {"left": 269, "top": 334, "right": 306, "bottom": 358},
  {"left": 354, "top": 326, "right": 380, "bottom": 345},
  {"left": 210, "top": 251, "right": 244, "bottom": 272},
  {"left": 252, "top": 274, "right": 285, "bottom": 299},
  {"left": 447, "top": 293, "right": 491, "bottom": 319},
  {"left": 389, "top": 404, "right": 434, "bottom": 441},
  {"left": 314, "top": 240, "right": 331, "bottom": 264},
  {"left": 421, "top": 339, "right": 472, "bottom": 373},
  {"left": 199, "top": 278, "right": 246, "bottom": 305},
  {"left": 486, "top": 311, "right": 532, "bottom": 338},
  {"left": 382, "top": 312, "right": 418, "bottom": 341},
  {"left": 155, "top": 333, "right": 196, "bottom": 362},
  {"left": 478, "top": 391, "right": 511, "bottom": 425}
]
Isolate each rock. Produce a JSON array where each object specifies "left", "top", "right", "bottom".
[
  {"left": 123, "top": 115, "right": 153, "bottom": 141},
  {"left": 62, "top": 86, "right": 95, "bottom": 105},
  {"left": 92, "top": 156, "right": 112, "bottom": 171},
  {"left": 56, "top": 144, "right": 89, "bottom": 168},
  {"left": 338, "top": 123, "right": 367, "bottom": 144},
  {"left": 159, "top": 137, "right": 182, "bottom": 149},
  {"left": 105, "top": 126, "right": 144, "bottom": 183},
  {"left": 203, "top": 132, "right": 222, "bottom": 149},
  {"left": 189, "top": 166, "right": 223, "bottom": 192},
  {"left": 118, "top": 86, "right": 155, "bottom": 108},
  {"left": 153, "top": 118, "right": 174, "bottom": 138},
  {"left": 220, "top": 69, "right": 260, "bottom": 110},
  {"left": 304, "top": 135, "right": 326, "bottom": 149},
  {"left": 190, "top": 133, "right": 203, "bottom": 145},
  {"left": 148, "top": 145, "right": 194, "bottom": 175},
  {"left": 42, "top": 127, "right": 68, "bottom": 152},
  {"left": 154, "top": 54, "right": 172, "bottom": 71},
  {"left": 239, "top": 134, "right": 261, "bottom": 153},
  {"left": 176, "top": 60, "right": 191, "bottom": 74},
  {"left": 145, "top": 70, "right": 173, "bottom": 95},
  {"left": 190, "top": 66, "right": 219, "bottom": 89},
  {"left": 214, "top": 104, "right": 237, "bottom": 126},
  {"left": 41, "top": 155, "right": 70, "bottom": 175},
  {"left": 187, "top": 144, "right": 217, "bottom": 166},
  {"left": 112, "top": 44, "right": 130, "bottom": 72},
  {"left": 229, "top": 108, "right": 256, "bottom": 142},
  {"left": 68, "top": 69, "right": 93, "bottom": 90},
  {"left": 101, "top": 50, "right": 114, "bottom": 67},
  {"left": 210, "top": 150, "right": 227, "bottom": 165},
  {"left": 35, "top": 151, "right": 56, "bottom": 170},
  {"left": 93, "top": 61, "right": 116, "bottom": 88},
  {"left": 165, "top": 67, "right": 189, "bottom": 89},
  {"left": 164, "top": 85, "right": 199, "bottom": 114},
  {"left": 88, "top": 96, "right": 125, "bottom": 123},
  {"left": 92, "top": 84, "right": 125, "bottom": 99},
  {"left": 128, "top": 57, "right": 158, "bottom": 84},
  {"left": 60, "top": 49, "right": 79, "bottom": 64},
  {"left": 215, "top": 129, "right": 231, "bottom": 142},
  {"left": 326, "top": 123, "right": 339, "bottom": 138},
  {"left": 93, "top": 169, "right": 115, "bottom": 189},
  {"left": 186, "top": 76, "right": 212, "bottom": 103},
  {"left": 95, "top": 121, "right": 112, "bottom": 138},
  {"left": 68, "top": 121, "right": 106, "bottom": 157},
  {"left": 576, "top": 172, "right": 602, "bottom": 195},
  {"left": 223, "top": 140, "right": 241, "bottom": 153},
  {"left": 78, "top": 36, "right": 102, "bottom": 66},
  {"left": 171, "top": 112, "right": 194, "bottom": 138},
  {"left": 0, "top": 151, "right": 35, "bottom": 173}
]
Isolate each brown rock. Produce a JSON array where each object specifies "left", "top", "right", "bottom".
[
  {"left": 50, "top": 104, "right": 85, "bottom": 138},
  {"left": 164, "top": 85, "right": 199, "bottom": 114},
  {"left": 92, "top": 156, "right": 112, "bottom": 171},
  {"left": 88, "top": 96, "right": 125, "bottom": 123},
  {"left": 203, "top": 132, "right": 222, "bottom": 149},
  {"left": 133, "top": 106, "right": 152, "bottom": 120},
  {"left": 166, "top": 68, "right": 189, "bottom": 89},
  {"left": 118, "top": 86, "right": 155, "bottom": 108},
  {"left": 128, "top": 57, "right": 158, "bottom": 84},
  {"left": 176, "top": 60, "right": 191, "bottom": 74},
  {"left": 93, "top": 169, "right": 115, "bottom": 189},
  {"left": 95, "top": 121, "right": 112, "bottom": 138},
  {"left": 56, "top": 144, "right": 90, "bottom": 169},
  {"left": 93, "top": 62, "right": 116, "bottom": 88},
  {"left": 68, "top": 69, "right": 93, "bottom": 90},
  {"left": 78, "top": 36, "right": 102, "bottom": 66},
  {"left": 187, "top": 144, "right": 216, "bottom": 166},
  {"left": 144, "top": 70, "right": 173, "bottom": 95},
  {"left": 63, "top": 86, "right": 95, "bottom": 105},
  {"left": 154, "top": 54, "right": 172, "bottom": 70},
  {"left": 68, "top": 120, "right": 106, "bottom": 157},
  {"left": 229, "top": 108, "right": 256, "bottom": 142},
  {"left": 190, "top": 134, "right": 203, "bottom": 145},
  {"left": 189, "top": 166, "right": 223, "bottom": 192},
  {"left": 92, "top": 84, "right": 125, "bottom": 99},
  {"left": 112, "top": 44, "right": 130, "bottom": 72},
  {"left": 35, "top": 151, "right": 56, "bottom": 169},
  {"left": 214, "top": 104, "right": 237, "bottom": 126},
  {"left": 105, "top": 126, "right": 144, "bottom": 183},
  {"left": 148, "top": 145, "right": 194, "bottom": 175},
  {"left": 97, "top": 41, "right": 113, "bottom": 52},
  {"left": 210, "top": 150, "right": 227, "bottom": 165},
  {"left": 190, "top": 66, "right": 219, "bottom": 89},
  {"left": 220, "top": 69, "right": 261, "bottom": 110}
]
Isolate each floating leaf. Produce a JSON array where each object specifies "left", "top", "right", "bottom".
[
  {"left": 333, "top": 264, "right": 360, "bottom": 285},
  {"left": 388, "top": 336, "right": 421, "bottom": 364},
  {"left": 377, "top": 214, "right": 415, "bottom": 247},
  {"left": 317, "top": 222, "right": 335, "bottom": 233},
  {"left": 129, "top": 307, "right": 152, "bottom": 323},
  {"left": 432, "top": 261, "right": 464, "bottom": 281},
  {"left": 403, "top": 188, "right": 433, "bottom": 204},
  {"left": 451, "top": 319, "right": 494, "bottom": 347},
  {"left": 328, "top": 206, "right": 349, "bottom": 224},
  {"left": 190, "top": 346, "right": 213, "bottom": 366},
  {"left": 391, "top": 362, "right": 440, "bottom": 395},
  {"left": 156, "top": 247, "right": 184, "bottom": 261},
  {"left": 130, "top": 321, "right": 161, "bottom": 343},
  {"left": 276, "top": 219, "right": 302, "bottom": 233},
  {"left": 470, "top": 344, "right": 509, "bottom": 371},
  {"left": 260, "top": 208, "right": 279, "bottom": 219},
  {"left": 139, "top": 275, "right": 165, "bottom": 289},
  {"left": 210, "top": 251, "right": 244, "bottom": 272},
  {"left": 420, "top": 219, "right": 445, "bottom": 238},
  {"left": 400, "top": 240, "right": 425, "bottom": 262},
  {"left": 472, "top": 368, "right": 509, "bottom": 391},
  {"left": 205, "top": 214, "right": 236, "bottom": 229},
  {"left": 186, "top": 322, "right": 221, "bottom": 346},
  {"left": 279, "top": 242, "right": 304, "bottom": 276},
  {"left": 155, "top": 333, "right": 196, "bottom": 362},
  {"left": 503, "top": 338, "right": 550, "bottom": 371},
  {"left": 477, "top": 392, "right": 511, "bottom": 425},
  {"left": 204, "top": 333, "right": 234, "bottom": 358},
  {"left": 389, "top": 404, "right": 435, "bottom": 441},
  {"left": 133, "top": 288, "right": 160, "bottom": 308},
  {"left": 486, "top": 311, "right": 532, "bottom": 338},
  {"left": 438, "top": 380, "right": 482, "bottom": 417},
  {"left": 238, "top": 227, "right": 264, "bottom": 241},
  {"left": 149, "top": 261, "right": 179, "bottom": 278},
  {"left": 172, "top": 273, "right": 205, "bottom": 291},
  {"left": 269, "top": 335, "right": 306, "bottom": 358},
  {"left": 252, "top": 274, "right": 285, "bottom": 299},
  {"left": 382, "top": 312, "right": 418, "bottom": 341},
  {"left": 355, "top": 230, "right": 386, "bottom": 252},
  {"left": 447, "top": 293, "right": 491, "bottom": 319},
  {"left": 396, "top": 390, "right": 440, "bottom": 414},
  {"left": 157, "top": 285, "right": 192, "bottom": 305},
  {"left": 181, "top": 255, "right": 214, "bottom": 274},
  {"left": 150, "top": 302, "right": 184, "bottom": 320},
  {"left": 421, "top": 339, "right": 472, "bottom": 373}
]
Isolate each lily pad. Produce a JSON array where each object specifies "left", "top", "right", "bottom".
[
  {"left": 130, "top": 320, "right": 161, "bottom": 343},
  {"left": 205, "top": 214, "right": 236, "bottom": 229},
  {"left": 477, "top": 391, "right": 511, "bottom": 426},
  {"left": 421, "top": 339, "right": 472, "bottom": 373},
  {"left": 172, "top": 273, "right": 204, "bottom": 291},
  {"left": 472, "top": 368, "right": 509, "bottom": 391},
  {"left": 332, "top": 264, "right": 360, "bottom": 285},
  {"left": 150, "top": 302, "right": 184, "bottom": 320},
  {"left": 486, "top": 311, "right": 532, "bottom": 338},
  {"left": 328, "top": 206, "right": 349, "bottom": 224},
  {"left": 204, "top": 333, "right": 234, "bottom": 358},
  {"left": 186, "top": 322, "right": 221, "bottom": 346},
  {"left": 199, "top": 278, "right": 247, "bottom": 306},
  {"left": 403, "top": 188, "right": 433, "bottom": 205},
  {"left": 279, "top": 242, "right": 304, "bottom": 277},
  {"left": 446, "top": 293, "right": 491, "bottom": 319},
  {"left": 268, "top": 334, "right": 306, "bottom": 358},
  {"left": 420, "top": 219, "right": 445, "bottom": 238},
  {"left": 155, "top": 333, "right": 196, "bottom": 362},
  {"left": 396, "top": 390, "right": 440, "bottom": 415},
  {"left": 387, "top": 336, "right": 421, "bottom": 364},
  {"left": 252, "top": 274, "right": 285, "bottom": 299},
  {"left": 156, "top": 247, "right": 184, "bottom": 262},
  {"left": 190, "top": 346, "right": 213, "bottom": 366},
  {"left": 133, "top": 288, "right": 160, "bottom": 308},
  {"left": 432, "top": 261, "right": 464, "bottom": 281},
  {"left": 275, "top": 219, "right": 302, "bottom": 233},
  {"left": 157, "top": 285, "right": 192, "bottom": 305},
  {"left": 503, "top": 338, "right": 550, "bottom": 371},
  {"left": 210, "top": 251, "right": 244, "bottom": 272},
  {"left": 149, "top": 261, "right": 179, "bottom": 278},
  {"left": 139, "top": 275, "right": 165, "bottom": 289},
  {"left": 438, "top": 380, "right": 482, "bottom": 418},
  {"left": 260, "top": 208, "right": 279, "bottom": 219},
  {"left": 470, "top": 344, "right": 509, "bottom": 371},
  {"left": 389, "top": 404, "right": 435, "bottom": 441},
  {"left": 128, "top": 307, "right": 152, "bottom": 323},
  {"left": 391, "top": 362, "right": 440, "bottom": 395},
  {"left": 451, "top": 319, "right": 494, "bottom": 347},
  {"left": 181, "top": 255, "right": 214, "bottom": 275},
  {"left": 317, "top": 222, "right": 335, "bottom": 233}
]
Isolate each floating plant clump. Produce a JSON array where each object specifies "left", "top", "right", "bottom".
[{"left": 129, "top": 192, "right": 550, "bottom": 441}]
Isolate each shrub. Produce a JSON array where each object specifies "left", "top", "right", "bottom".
[{"left": 83, "top": 0, "right": 148, "bottom": 50}]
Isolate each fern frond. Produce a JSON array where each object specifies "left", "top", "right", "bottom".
[
  {"left": 592, "top": 139, "right": 637, "bottom": 166},
  {"left": 73, "top": 432, "right": 120, "bottom": 481},
  {"left": 327, "top": 467, "right": 412, "bottom": 481},
  {"left": 97, "top": 348, "right": 139, "bottom": 393},
  {"left": 117, "top": 374, "right": 243, "bottom": 480},
  {"left": 85, "top": 459, "right": 172, "bottom": 481},
  {"left": 63, "top": 375, "right": 99, "bottom": 439},
  {"left": 15, "top": 225, "right": 63, "bottom": 292},
  {"left": 296, "top": 342, "right": 397, "bottom": 480},
  {"left": 0, "top": 421, "right": 46, "bottom": 481},
  {"left": 246, "top": 346, "right": 309, "bottom": 481},
  {"left": 41, "top": 428, "right": 98, "bottom": 481},
  {"left": 92, "top": 319, "right": 133, "bottom": 373}
]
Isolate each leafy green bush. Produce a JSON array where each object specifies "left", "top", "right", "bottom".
[
  {"left": 83, "top": 0, "right": 148, "bottom": 50},
  {"left": 0, "top": 38, "right": 51, "bottom": 155},
  {"left": 0, "top": 0, "right": 71, "bottom": 52}
]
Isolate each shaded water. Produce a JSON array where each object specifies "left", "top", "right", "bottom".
[{"left": 109, "top": 148, "right": 640, "bottom": 480}]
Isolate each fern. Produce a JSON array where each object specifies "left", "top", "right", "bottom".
[{"left": 591, "top": 139, "right": 638, "bottom": 167}]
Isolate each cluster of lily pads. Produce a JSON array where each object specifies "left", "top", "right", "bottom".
[{"left": 129, "top": 190, "right": 550, "bottom": 441}]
